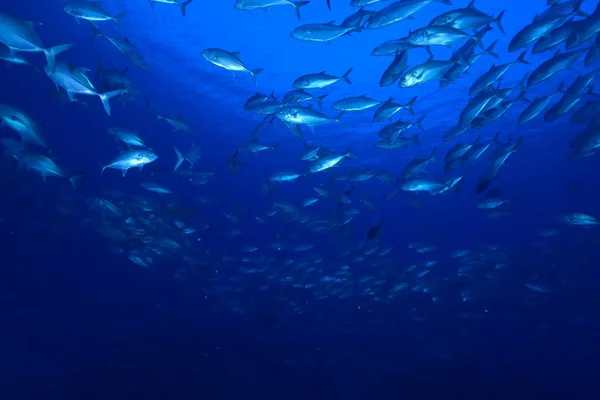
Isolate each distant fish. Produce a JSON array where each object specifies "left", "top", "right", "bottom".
[
  {"left": 0, "top": 12, "right": 73, "bottom": 71},
  {"left": 109, "top": 127, "right": 147, "bottom": 149},
  {"left": 88, "top": 23, "right": 148, "bottom": 70},
  {"left": 234, "top": 0, "right": 310, "bottom": 20},
  {"left": 148, "top": 0, "right": 195, "bottom": 17},
  {"left": 332, "top": 95, "right": 382, "bottom": 111},
  {"left": 157, "top": 113, "right": 192, "bottom": 133},
  {"left": 0, "top": 104, "right": 47, "bottom": 148},
  {"left": 202, "top": 48, "right": 264, "bottom": 86},
  {"left": 62, "top": 1, "right": 127, "bottom": 26},
  {"left": 141, "top": 182, "right": 172, "bottom": 195},
  {"left": 15, "top": 151, "right": 80, "bottom": 188},
  {"left": 558, "top": 213, "right": 599, "bottom": 226},
  {"left": 380, "top": 49, "right": 409, "bottom": 87},
  {"left": 174, "top": 144, "right": 202, "bottom": 171},
  {"left": 282, "top": 90, "right": 328, "bottom": 108},
  {"left": 373, "top": 96, "right": 417, "bottom": 121}
]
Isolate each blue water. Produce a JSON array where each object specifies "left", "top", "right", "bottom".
[{"left": 1, "top": 0, "right": 600, "bottom": 398}]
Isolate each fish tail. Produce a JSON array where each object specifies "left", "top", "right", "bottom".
[
  {"left": 516, "top": 50, "right": 529, "bottom": 65},
  {"left": 495, "top": 10, "right": 505, "bottom": 35},
  {"left": 416, "top": 115, "right": 425, "bottom": 131},
  {"left": 87, "top": 21, "right": 102, "bottom": 41},
  {"left": 406, "top": 96, "right": 417, "bottom": 116},
  {"left": 342, "top": 68, "right": 353, "bottom": 84},
  {"left": 174, "top": 147, "right": 184, "bottom": 171},
  {"left": 114, "top": 10, "right": 128, "bottom": 27},
  {"left": 315, "top": 93, "right": 328, "bottom": 109},
  {"left": 44, "top": 43, "right": 74, "bottom": 72},
  {"left": 251, "top": 68, "right": 264, "bottom": 86},
  {"left": 98, "top": 90, "right": 123, "bottom": 116},
  {"left": 69, "top": 174, "right": 84, "bottom": 189},
  {"left": 181, "top": 0, "right": 194, "bottom": 17},
  {"left": 485, "top": 40, "right": 499, "bottom": 59},
  {"left": 291, "top": 1, "right": 310, "bottom": 20},
  {"left": 334, "top": 111, "right": 345, "bottom": 127}
]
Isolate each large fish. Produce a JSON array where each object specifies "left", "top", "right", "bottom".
[
  {"left": 45, "top": 61, "right": 122, "bottom": 115},
  {"left": 398, "top": 56, "right": 455, "bottom": 88},
  {"left": 234, "top": 0, "right": 310, "bottom": 20},
  {"left": 202, "top": 48, "right": 264, "bottom": 86},
  {"left": 527, "top": 47, "right": 589, "bottom": 86},
  {"left": 0, "top": 12, "right": 73, "bottom": 71}
]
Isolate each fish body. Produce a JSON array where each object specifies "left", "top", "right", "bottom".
[
  {"left": 371, "top": 39, "right": 411, "bottom": 56},
  {"left": 245, "top": 90, "right": 276, "bottom": 110},
  {"left": 290, "top": 22, "right": 357, "bottom": 43},
  {"left": 527, "top": 47, "right": 588, "bottom": 86},
  {"left": 45, "top": 61, "right": 122, "bottom": 115},
  {"left": 565, "top": 3, "right": 600, "bottom": 49},
  {"left": 202, "top": 48, "right": 263, "bottom": 86},
  {"left": 148, "top": 0, "right": 195, "bottom": 16},
  {"left": 367, "top": 0, "right": 453, "bottom": 30},
  {"left": 293, "top": 68, "right": 352, "bottom": 89},
  {"left": 275, "top": 105, "right": 343, "bottom": 129},
  {"left": 380, "top": 49, "right": 409, "bottom": 86},
  {"left": 157, "top": 114, "right": 191, "bottom": 133},
  {"left": 141, "top": 182, "right": 172, "bottom": 194},
  {"left": 62, "top": 2, "right": 127, "bottom": 25},
  {"left": 519, "top": 83, "right": 564, "bottom": 124},
  {"left": 469, "top": 51, "right": 528, "bottom": 95},
  {"left": 16, "top": 151, "right": 78, "bottom": 187},
  {"left": 0, "top": 104, "right": 46, "bottom": 147},
  {"left": 429, "top": 2, "right": 504, "bottom": 33},
  {"left": 309, "top": 148, "right": 352, "bottom": 172},
  {"left": 332, "top": 95, "right": 381, "bottom": 111},
  {"left": 509, "top": 15, "right": 565, "bottom": 52},
  {"left": 282, "top": 90, "right": 328, "bottom": 108},
  {"left": 406, "top": 26, "right": 480, "bottom": 47},
  {"left": 102, "top": 150, "right": 158, "bottom": 177},
  {"left": 400, "top": 179, "right": 448, "bottom": 194},
  {"left": 109, "top": 127, "right": 147, "bottom": 148},
  {"left": 373, "top": 96, "right": 417, "bottom": 121},
  {"left": 0, "top": 12, "right": 73, "bottom": 70},
  {"left": 89, "top": 26, "right": 147, "bottom": 70},
  {"left": 341, "top": 7, "right": 376, "bottom": 29},
  {"left": 559, "top": 213, "right": 599, "bottom": 225},
  {"left": 398, "top": 58, "right": 454, "bottom": 87},
  {"left": 403, "top": 147, "right": 436, "bottom": 179},
  {"left": 234, "top": 0, "right": 310, "bottom": 20}
]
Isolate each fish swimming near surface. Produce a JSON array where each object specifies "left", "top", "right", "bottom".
[{"left": 202, "top": 48, "right": 264, "bottom": 86}]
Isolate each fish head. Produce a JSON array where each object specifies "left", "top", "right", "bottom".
[
  {"left": 293, "top": 77, "right": 310, "bottom": 89},
  {"left": 400, "top": 181, "right": 420, "bottom": 191},
  {"left": 201, "top": 49, "right": 217, "bottom": 62},
  {"left": 398, "top": 71, "right": 418, "bottom": 88},
  {"left": 138, "top": 150, "right": 158, "bottom": 163}
]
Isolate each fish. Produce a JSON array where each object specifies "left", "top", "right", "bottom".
[
  {"left": 398, "top": 56, "right": 456, "bottom": 88},
  {"left": 88, "top": 24, "right": 148, "bottom": 70},
  {"left": 15, "top": 151, "right": 80, "bottom": 188},
  {"left": 141, "top": 182, "right": 172, "bottom": 195},
  {"left": 519, "top": 82, "right": 564, "bottom": 124},
  {"left": 341, "top": 7, "right": 376, "bottom": 29},
  {"left": 527, "top": 47, "right": 590, "bottom": 87},
  {"left": 174, "top": 145, "right": 202, "bottom": 171},
  {"left": 62, "top": 2, "right": 127, "bottom": 26},
  {"left": 380, "top": 49, "right": 409, "bottom": 87},
  {"left": 0, "top": 42, "right": 35, "bottom": 68},
  {"left": 0, "top": 104, "right": 47, "bottom": 148},
  {"left": 44, "top": 61, "right": 122, "bottom": 115},
  {"left": 245, "top": 90, "right": 276, "bottom": 110},
  {"left": 293, "top": 69, "right": 353, "bottom": 90},
  {"left": 469, "top": 51, "right": 529, "bottom": 96},
  {"left": 291, "top": 22, "right": 358, "bottom": 43},
  {"left": 332, "top": 95, "right": 382, "bottom": 111},
  {"left": 373, "top": 96, "right": 417, "bottom": 121},
  {"left": 558, "top": 213, "right": 599, "bottom": 226},
  {"left": 101, "top": 150, "right": 158, "bottom": 177},
  {"left": 508, "top": 14, "right": 566, "bottom": 52},
  {"left": 402, "top": 147, "right": 437, "bottom": 179},
  {"left": 157, "top": 113, "right": 192, "bottom": 133},
  {"left": 148, "top": 0, "right": 195, "bottom": 17},
  {"left": 309, "top": 148, "right": 353, "bottom": 172},
  {"left": 429, "top": 1, "right": 505, "bottom": 34},
  {"left": 202, "top": 48, "right": 264, "bottom": 86},
  {"left": 367, "top": 0, "right": 453, "bottom": 30},
  {"left": 282, "top": 90, "right": 328, "bottom": 108},
  {"left": 0, "top": 12, "right": 73, "bottom": 71},
  {"left": 400, "top": 179, "right": 448, "bottom": 194},
  {"left": 108, "top": 127, "right": 147, "bottom": 149},
  {"left": 275, "top": 105, "right": 344, "bottom": 131},
  {"left": 405, "top": 26, "right": 483, "bottom": 48},
  {"left": 234, "top": 0, "right": 310, "bottom": 20}
]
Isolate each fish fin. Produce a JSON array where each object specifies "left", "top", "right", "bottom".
[
  {"left": 334, "top": 111, "right": 345, "bottom": 127},
  {"left": 495, "top": 10, "right": 505, "bottom": 34},
  {"left": 181, "top": 0, "right": 194, "bottom": 17},
  {"left": 315, "top": 93, "right": 328, "bottom": 109},
  {"left": 342, "top": 68, "right": 353, "bottom": 84},
  {"left": 98, "top": 90, "right": 123, "bottom": 116},
  {"left": 292, "top": 1, "right": 310, "bottom": 20},
  {"left": 43, "top": 43, "right": 74, "bottom": 72},
  {"left": 416, "top": 115, "right": 425, "bottom": 131},
  {"left": 430, "top": 147, "right": 437, "bottom": 163},
  {"left": 516, "top": 50, "right": 529, "bottom": 65},
  {"left": 251, "top": 68, "right": 264, "bottom": 86},
  {"left": 69, "top": 175, "right": 84, "bottom": 189},
  {"left": 406, "top": 96, "right": 417, "bottom": 116},
  {"left": 486, "top": 40, "right": 499, "bottom": 59},
  {"left": 87, "top": 21, "right": 102, "bottom": 41},
  {"left": 467, "top": 0, "right": 475, "bottom": 7},
  {"left": 174, "top": 147, "right": 184, "bottom": 171},
  {"left": 121, "top": 168, "right": 128, "bottom": 177},
  {"left": 148, "top": 0, "right": 155, "bottom": 9},
  {"left": 114, "top": 10, "right": 128, "bottom": 27}
]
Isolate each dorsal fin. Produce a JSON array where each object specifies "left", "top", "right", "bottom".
[{"left": 467, "top": 0, "right": 475, "bottom": 8}]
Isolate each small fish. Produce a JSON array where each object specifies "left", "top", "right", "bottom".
[
  {"left": 290, "top": 22, "right": 358, "bottom": 43},
  {"left": 293, "top": 69, "right": 353, "bottom": 90},
  {"left": 102, "top": 150, "right": 158, "bottom": 177},
  {"left": 62, "top": 2, "right": 127, "bottom": 26},
  {"left": 141, "top": 182, "right": 172, "bottom": 194}
]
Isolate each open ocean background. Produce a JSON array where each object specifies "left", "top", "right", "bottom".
[{"left": 1, "top": 0, "right": 600, "bottom": 398}]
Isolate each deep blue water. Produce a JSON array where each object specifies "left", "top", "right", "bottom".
[{"left": 1, "top": 0, "right": 600, "bottom": 398}]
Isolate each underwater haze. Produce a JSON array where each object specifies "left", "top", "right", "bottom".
[{"left": 1, "top": 0, "right": 600, "bottom": 398}]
